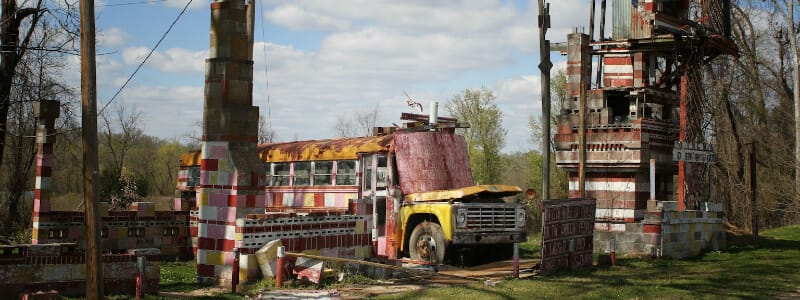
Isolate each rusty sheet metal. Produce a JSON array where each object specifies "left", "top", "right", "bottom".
[
  {"left": 259, "top": 135, "right": 394, "bottom": 162},
  {"left": 540, "top": 198, "right": 596, "bottom": 275},
  {"left": 393, "top": 131, "right": 473, "bottom": 195},
  {"left": 612, "top": 0, "right": 632, "bottom": 39},
  {"left": 180, "top": 149, "right": 202, "bottom": 167},
  {"left": 404, "top": 184, "right": 521, "bottom": 202}
]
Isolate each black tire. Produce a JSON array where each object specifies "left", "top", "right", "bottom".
[{"left": 408, "top": 221, "right": 447, "bottom": 264}]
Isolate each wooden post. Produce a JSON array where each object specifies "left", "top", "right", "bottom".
[
  {"left": 751, "top": 143, "right": 758, "bottom": 239},
  {"left": 80, "top": 0, "right": 102, "bottom": 298},
  {"left": 538, "top": 0, "right": 552, "bottom": 202},
  {"left": 678, "top": 74, "right": 687, "bottom": 211}
]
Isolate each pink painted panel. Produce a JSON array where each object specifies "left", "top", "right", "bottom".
[
  {"left": 208, "top": 192, "right": 228, "bottom": 207},
  {"left": 394, "top": 132, "right": 474, "bottom": 194}
]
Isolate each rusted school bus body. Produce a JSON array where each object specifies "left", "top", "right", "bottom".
[{"left": 178, "top": 129, "right": 526, "bottom": 262}]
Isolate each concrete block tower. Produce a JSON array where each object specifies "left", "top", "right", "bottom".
[
  {"left": 196, "top": 0, "right": 266, "bottom": 287},
  {"left": 554, "top": 0, "right": 735, "bottom": 254}
]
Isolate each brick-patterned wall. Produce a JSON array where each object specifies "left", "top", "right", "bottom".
[
  {"left": 31, "top": 203, "right": 191, "bottom": 258},
  {"left": 0, "top": 244, "right": 160, "bottom": 298},
  {"left": 594, "top": 201, "right": 725, "bottom": 258}
]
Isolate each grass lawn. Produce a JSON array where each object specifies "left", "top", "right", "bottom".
[
  {"left": 152, "top": 225, "right": 800, "bottom": 299},
  {"left": 380, "top": 225, "right": 800, "bottom": 299}
]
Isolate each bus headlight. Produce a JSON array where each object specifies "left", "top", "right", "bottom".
[
  {"left": 456, "top": 209, "right": 467, "bottom": 228},
  {"left": 516, "top": 209, "right": 526, "bottom": 227}
]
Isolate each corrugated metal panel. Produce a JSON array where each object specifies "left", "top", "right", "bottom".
[
  {"left": 612, "top": 0, "right": 632, "bottom": 40},
  {"left": 393, "top": 131, "right": 474, "bottom": 195}
]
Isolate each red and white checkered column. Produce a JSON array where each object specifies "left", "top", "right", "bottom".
[{"left": 31, "top": 100, "right": 60, "bottom": 244}]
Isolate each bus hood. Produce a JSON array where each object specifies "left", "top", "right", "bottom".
[{"left": 403, "top": 184, "right": 522, "bottom": 202}]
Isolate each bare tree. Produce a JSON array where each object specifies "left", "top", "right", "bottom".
[
  {"left": 334, "top": 105, "right": 380, "bottom": 138},
  {"left": 0, "top": 1, "right": 78, "bottom": 234},
  {"left": 1, "top": 0, "right": 79, "bottom": 172},
  {"left": 769, "top": 0, "right": 800, "bottom": 221},
  {"left": 258, "top": 115, "right": 276, "bottom": 144},
  {"left": 100, "top": 103, "right": 144, "bottom": 175}
]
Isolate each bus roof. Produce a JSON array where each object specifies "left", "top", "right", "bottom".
[
  {"left": 179, "top": 135, "right": 394, "bottom": 166},
  {"left": 259, "top": 134, "right": 394, "bottom": 162}
]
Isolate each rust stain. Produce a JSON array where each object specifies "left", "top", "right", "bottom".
[
  {"left": 259, "top": 135, "right": 394, "bottom": 162},
  {"left": 180, "top": 149, "right": 202, "bottom": 166},
  {"left": 404, "top": 184, "right": 522, "bottom": 202}
]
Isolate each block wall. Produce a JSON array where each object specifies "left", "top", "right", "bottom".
[
  {"left": 31, "top": 203, "right": 191, "bottom": 258},
  {"left": 0, "top": 244, "right": 160, "bottom": 298},
  {"left": 233, "top": 212, "right": 372, "bottom": 281},
  {"left": 594, "top": 201, "right": 725, "bottom": 258}
]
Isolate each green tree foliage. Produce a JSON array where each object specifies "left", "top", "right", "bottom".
[
  {"left": 528, "top": 69, "right": 569, "bottom": 201},
  {"left": 447, "top": 87, "right": 506, "bottom": 184}
]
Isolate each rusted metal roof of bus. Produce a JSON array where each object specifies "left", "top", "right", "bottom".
[
  {"left": 180, "top": 149, "right": 202, "bottom": 166},
  {"left": 259, "top": 135, "right": 394, "bottom": 162}
]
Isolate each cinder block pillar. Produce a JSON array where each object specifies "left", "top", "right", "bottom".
[
  {"left": 31, "top": 100, "right": 60, "bottom": 244},
  {"left": 196, "top": 0, "right": 265, "bottom": 288}
]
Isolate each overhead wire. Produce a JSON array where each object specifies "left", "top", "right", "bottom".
[
  {"left": 96, "top": 0, "right": 169, "bottom": 7},
  {"left": 98, "top": 0, "right": 193, "bottom": 115},
  {"left": 259, "top": 0, "right": 273, "bottom": 140}
]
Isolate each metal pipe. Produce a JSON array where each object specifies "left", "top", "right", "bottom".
[
  {"left": 650, "top": 158, "right": 656, "bottom": 200},
  {"left": 595, "top": 0, "right": 606, "bottom": 88},
  {"left": 135, "top": 255, "right": 145, "bottom": 299},
  {"left": 589, "top": 0, "right": 595, "bottom": 42},
  {"left": 429, "top": 101, "right": 438, "bottom": 126},
  {"left": 513, "top": 243, "right": 520, "bottom": 278},
  {"left": 232, "top": 247, "right": 240, "bottom": 293},
  {"left": 80, "top": 0, "right": 102, "bottom": 298},
  {"left": 276, "top": 246, "right": 286, "bottom": 288}
]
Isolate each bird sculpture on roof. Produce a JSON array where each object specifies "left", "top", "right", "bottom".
[{"left": 403, "top": 91, "right": 423, "bottom": 113}]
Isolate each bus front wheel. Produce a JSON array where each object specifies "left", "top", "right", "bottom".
[{"left": 409, "top": 221, "right": 446, "bottom": 264}]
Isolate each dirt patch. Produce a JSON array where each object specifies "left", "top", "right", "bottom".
[{"left": 337, "top": 258, "right": 540, "bottom": 299}]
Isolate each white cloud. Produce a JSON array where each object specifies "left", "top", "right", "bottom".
[
  {"left": 121, "top": 47, "right": 206, "bottom": 74},
  {"left": 162, "top": 0, "right": 207, "bottom": 10},
  {"left": 90, "top": 0, "right": 601, "bottom": 152},
  {"left": 267, "top": 4, "right": 351, "bottom": 31},
  {"left": 98, "top": 27, "right": 130, "bottom": 48}
]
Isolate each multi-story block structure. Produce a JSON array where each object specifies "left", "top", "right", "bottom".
[{"left": 554, "top": 0, "right": 735, "bottom": 254}]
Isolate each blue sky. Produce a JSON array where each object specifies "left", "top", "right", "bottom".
[{"left": 75, "top": 0, "right": 595, "bottom": 152}]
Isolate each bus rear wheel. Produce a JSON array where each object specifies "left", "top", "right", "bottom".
[{"left": 409, "top": 221, "right": 446, "bottom": 264}]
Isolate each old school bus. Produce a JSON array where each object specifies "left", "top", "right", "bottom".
[{"left": 177, "top": 113, "right": 527, "bottom": 263}]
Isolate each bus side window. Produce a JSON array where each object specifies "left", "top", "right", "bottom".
[
  {"left": 294, "top": 162, "right": 311, "bottom": 186},
  {"left": 188, "top": 166, "right": 201, "bottom": 187},
  {"left": 336, "top": 160, "right": 357, "bottom": 186},
  {"left": 376, "top": 155, "right": 387, "bottom": 191},
  {"left": 272, "top": 162, "right": 290, "bottom": 186},
  {"left": 264, "top": 163, "right": 272, "bottom": 185},
  {"left": 363, "top": 156, "right": 373, "bottom": 190},
  {"left": 314, "top": 161, "right": 333, "bottom": 186}
]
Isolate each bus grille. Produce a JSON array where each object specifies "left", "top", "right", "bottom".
[{"left": 466, "top": 206, "right": 517, "bottom": 230}]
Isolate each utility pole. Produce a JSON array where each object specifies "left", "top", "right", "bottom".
[
  {"left": 538, "top": 0, "right": 551, "bottom": 202},
  {"left": 80, "top": 0, "right": 102, "bottom": 298}
]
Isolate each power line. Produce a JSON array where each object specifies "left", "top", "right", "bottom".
[
  {"left": 259, "top": 0, "right": 273, "bottom": 135},
  {"left": 99, "top": 0, "right": 193, "bottom": 115},
  {"left": 97, "top": 0, "right": 169, "bottom": 8}
]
